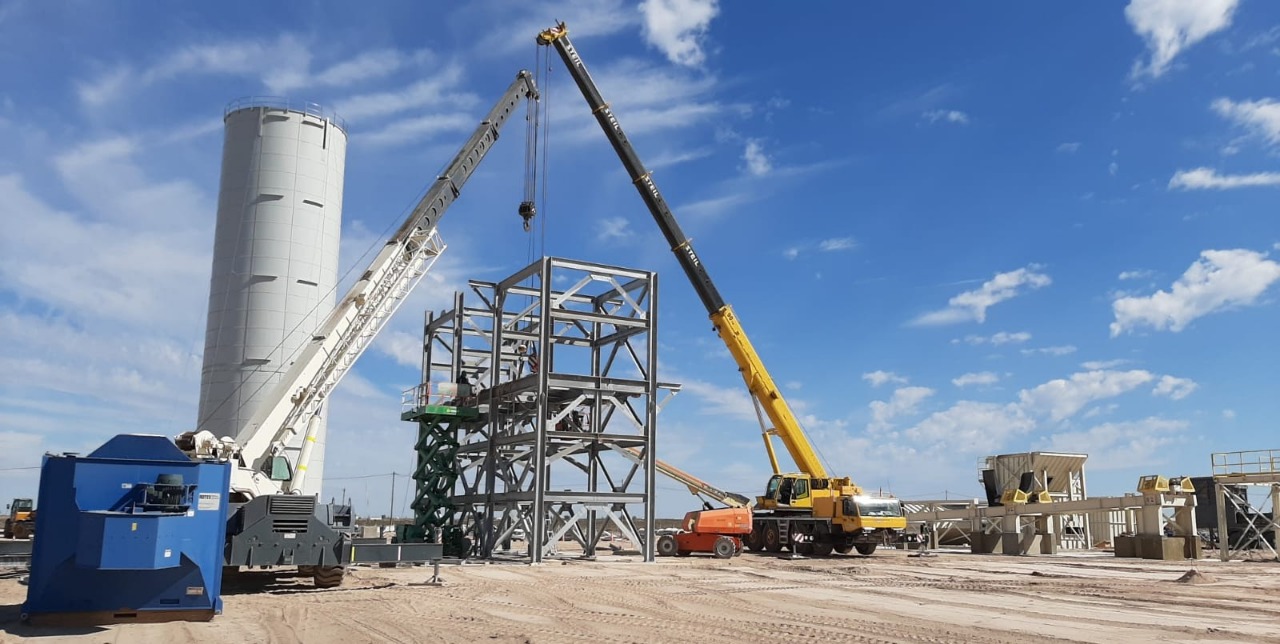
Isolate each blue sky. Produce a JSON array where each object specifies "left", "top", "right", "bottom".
[{"left": 2, "top": 0, "right": 1278, "bottom": 517}]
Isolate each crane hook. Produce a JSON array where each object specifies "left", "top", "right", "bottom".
[{"left": 518, "top": 200, "right": 536, "bottom": 232}]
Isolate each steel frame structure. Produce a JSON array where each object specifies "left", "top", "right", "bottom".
[
  {"left": 1211, "top": 449, "right": 1280, "bottom": 562},
  {"left": 403, "top": 256, "right": 674, "bottom": 563}
]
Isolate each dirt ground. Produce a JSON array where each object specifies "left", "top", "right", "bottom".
[{"left": 1, "top": 548, "right": 1278, "bottom": 644}]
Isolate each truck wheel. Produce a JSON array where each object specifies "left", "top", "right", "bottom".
[
  {"left": 712, "top": 536, "right": 736, "bottom": 559},
  {"left": 811, "top": 542, "right": 834, "bottom": 557},
  {"left": 12, "top": 524, "right": 31, "bottom": 540},
  {"left": 313, "top": 565, "right": 345, "bottom": 589},
  {"left": 764, "top": 524, "right": 783, "bottom": 553},
  {"left": 656, "top": 535, "right": 678, "bottom": 557},
  {"left": 746, "top": 525, "right": 765, "bottom": 552},
  {"left": 855, "top": 543, "right": 877, "bottom": 556},
  {"left": 834, "top": 544, "right": 853, "bottom": 555}
]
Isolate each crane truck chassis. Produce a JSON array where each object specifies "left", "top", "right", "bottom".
[{"left": 537, "top": 23, "right": 908, "bottom": 556}]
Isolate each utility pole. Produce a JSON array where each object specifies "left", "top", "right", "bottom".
[{"left": 389, "top": 472, "right": 396, "bottom": 520}]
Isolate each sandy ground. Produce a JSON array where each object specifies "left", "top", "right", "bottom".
[{"left": 1, "top": 548, "right": 1279, "bottom": 644}]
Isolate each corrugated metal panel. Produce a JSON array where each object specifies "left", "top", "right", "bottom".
[{"left": 197, "top": 103, "right": 347, "bottom": 496}]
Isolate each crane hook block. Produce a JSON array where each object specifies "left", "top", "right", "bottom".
[{"left": 518, "top": 201, "right": 537, "bottom": 232}]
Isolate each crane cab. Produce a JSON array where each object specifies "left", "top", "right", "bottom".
[{"left": 757, "top": 473, "right": 816, "bottom": 511}]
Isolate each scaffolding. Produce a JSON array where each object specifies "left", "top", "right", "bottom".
[
  {"left": 402, "top": 257, "right": 675, "bottom": 563},
  {"left": 1211, "top": 449, "right": 1280, "bottom": 562}
]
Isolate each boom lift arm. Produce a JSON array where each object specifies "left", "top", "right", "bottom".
[
  {"left": 188, "top": 71, "right": 540, "bottom": 499},
  {"left": 536, "top": 24, "right": 833, "bottom": 485}
]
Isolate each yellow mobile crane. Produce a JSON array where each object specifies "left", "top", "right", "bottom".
[{"left": 538, "top": 23, "right": 906, "bottom": 556}]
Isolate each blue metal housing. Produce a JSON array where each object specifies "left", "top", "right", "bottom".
[{"left": 22, "top": 435, "right": 231, "bottom": 624}]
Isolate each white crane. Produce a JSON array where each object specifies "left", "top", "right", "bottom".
[{"left": 181, "top": 71, "right": 540, "bottom": 504}]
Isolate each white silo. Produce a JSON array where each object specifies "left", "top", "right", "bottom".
[{"left": 198, "top": 100, "right": 347, "bottom": 497}]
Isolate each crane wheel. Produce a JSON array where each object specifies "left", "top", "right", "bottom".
[
  {"left": 834, "top": 544, "right": 853, "bottom": 555},
  {"left": 312, "top": 565, "right": 345, "bottom": 589},
  {"left": 712, "top": 536, "right": 736, "bottom": 559},
  {"left": 855, "top": 543, "right": 877, "bottom": 556},
  {"left": 656, "top": 535, "right": 678, "bottom": 557},
  {"left": 811, "top": 542, "right": 834, "bottom": 557},
  {"left": 764, "top": 524, "right": 783, "bottom": 553},
  {"left": 745, "top": 526, "right": 765, "bottom": 552}
]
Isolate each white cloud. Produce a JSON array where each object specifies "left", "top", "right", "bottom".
[
  {"left": 1211, "top": 97, "right": 1280, "bottom": 148},
  {"left": 76, "top": 34, "right": 416, "bottom": 107},
  {"left": 647, "top": 147, "right": 714, "bottom": 169},
  {"left": 1222, "top": 408, "right": 1236, "bottom": 420},
  {"left": 1169, "top": 167, "right": 1280, "bottom": 190},
  {"left": 639, "top": 0, "right": 719, "bottom": 67},
  {"left": 358, "top": 113, "right": 474, "bottom": 147},
  {"left": 1109, "top": 161, "right": 1119, "bottom": 176},
  {"left": 818, "top": 237, "right": 856, "bottom": 252},
  {"left": 680, "top": 379, "right": 756, "bottom": 423},
  {"left": 1056, "top": 142, "right": 1082, "bottom": 153},
  {"left": 310, "top": 48, "right": 431, "bottom": 89},
  {"left": 868, "top": 386, "right": 934, "bottom": 432},
  {"left": 377, "top": 331, "right": 423, "bottom": 369},
  {"left": 783, "top": 247, "right": 800, "bottom": 260},
  {"left": 1111, "top": 249, "right": 1280, "bottom": 336},
  {"left": 1119, "top": 269, "right": 1154, "bottom": 280},
  {"left": 596, "top": 216, "right": 633, "bottom": 242},
  {"left": 553, "top": 56, "right": 737, "bottom": 147},
  {"left": 922, "top": 109, "right": 969, "bottom": 125},
  {"left": 475, "top": 1, "right": 637, "bottom": 58},
  {"left": 1037, "top": 417, "right": 1187, "bottom": 470},
  {"left": 862, "top": 371, "right": 908, "bottom": 387},
  {"left": 1152, "top": 375, "right": 1198, "bottom": 400},
  {"left": 1081, "top": 359, "right": 1130, "bottom": 370},
  {"left": 905, "top": 401, "right": 1033, "bottom": 453},
  {"left": 952, "top": 371, "right": 999, "bottom": 388},
  {"left": 678, "top": 192, "right": 753, "bottom": 221},
  {"left": 333, "top": 64, "right": 476, "bottom": 122},
  {"left": 1018, "top": 370, "right": 1155, "bottom": 422},
  {"left": 1021, "top": 345, "right": 1077, "bottom": 357},
  {"left": 1125, "top": 0, "right": 1239, "bottom": 79},
  {"left": 742, "top": 139, "right": 771, "bottom": 176},
  {"left": 960, "top": 331, "right": 1032, "bottom": 346},
  {"left": 990, "top": 331, "right": 1032, "bottom": 345},
  {"left": 912, "top": 266, "right": 1051, "bottom": 326}
]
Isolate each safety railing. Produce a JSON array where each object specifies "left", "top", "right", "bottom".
[
  {"left": 1212, "top": 449, "right": 1280, "bottom": 477},
  {"left": 401, "top": 382, "right": 475, "bottom": 413},
  {"left": 224, "top": 97, "right": 347, "bottom": 132}
]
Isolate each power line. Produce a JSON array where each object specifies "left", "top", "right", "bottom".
[{"left": 326, "top": 472, "right": 397, "bottom": 482}]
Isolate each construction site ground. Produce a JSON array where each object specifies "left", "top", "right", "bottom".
[{"left": 1, "top": 546, "right": 1278, "bottom": 644}]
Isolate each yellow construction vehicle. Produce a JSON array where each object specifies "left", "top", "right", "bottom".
[
  {"left": 538, "top": 23, "right": 906, "bottom": 556},
  {"left": 4, "top": 498, "right": 34, "bottom": 539}
]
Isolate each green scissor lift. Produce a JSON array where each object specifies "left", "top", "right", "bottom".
[{"left": 400, "top": 395, "right": 480, "bottom": 557}]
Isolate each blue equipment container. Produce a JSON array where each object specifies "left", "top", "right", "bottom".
[{"left": 22, "top": 434, "right": 232, "bottom": 624}]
